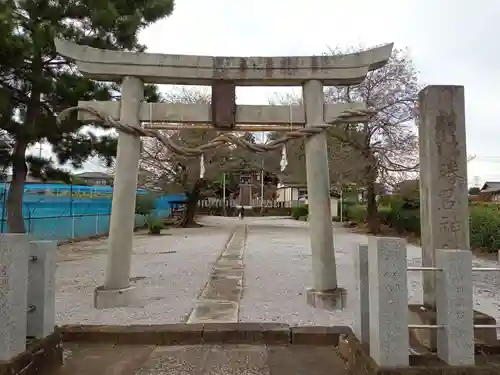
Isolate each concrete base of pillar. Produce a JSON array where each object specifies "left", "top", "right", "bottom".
[
  {"left": 306, "top": 288, "right": 347, "bottom": 311},
  {"left": 93, "top": 285, "right": 137, "bottom": 309},
  {"left": 408, "top": 304, "right": 498, "bottom": 349}
]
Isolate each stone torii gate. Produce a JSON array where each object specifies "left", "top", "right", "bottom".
[{"left": 55, "top": 39, "right": 393, "bottom": 308}]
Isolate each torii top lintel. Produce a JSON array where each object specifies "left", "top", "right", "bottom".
[{"left": 54, "top": 39, "right": 393, "bottom": 86}]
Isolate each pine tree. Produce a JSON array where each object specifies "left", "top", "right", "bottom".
[{"left": 0, "top": 0, "right": 173, "bottom": 232}]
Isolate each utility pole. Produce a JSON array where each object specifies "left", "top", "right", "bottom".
[
  {"left": 339, "top": 189, "right": 343, "bottom": 223},
  {"left": 222, "top": 173, "right": 226, "bottom": 216},
  {"left": 260, "top": 158, "right": 264, "bottom": 212},
  {"left": 338, "top": 176, "right": 343, "bottom": 223}
]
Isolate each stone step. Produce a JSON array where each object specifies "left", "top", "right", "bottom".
[
  {"left": 53, "top": 343, "right": 155, "bottom": 375},
  {"left": 55, "top": 343, "right": 349, "bottom": 375}
]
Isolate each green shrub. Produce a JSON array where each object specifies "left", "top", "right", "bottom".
[
  {"left": 135, "top": 194, "right": 157, "bottom": 216},
  {"left": 470, "top": 205, "right": 500, "bottom": 251},
  {"left": 377, "top": 206, "right": 391, "bottom": 225},
  {"left": 340, "top": 199, "right": 357, "bottom": 219},
  {"left": 345, "top": 205, "right": 367, "bottom": 223},
  {"left": 147, "top": 217, "right": 164, "bottom": 235},
  {"left": 387, "top": 202, "right": 500, "bottom": 252},
  {"left": 377, "top": 195, "right": 393, "bottom": 207},
  {"left": 291, "top": 205, "right": 308, "bottom": 220},
  {"left": 386, "top": 207, "right": 420, "bottom": 235},
  {"left": 470, "top": 201, "right": 499, "bottom": 208},
  {"left": 334, "top": 199, "right": 500, "bottom": 252},
  {"left": 382, "top": 193, "right": 419, "bottom": 211}
]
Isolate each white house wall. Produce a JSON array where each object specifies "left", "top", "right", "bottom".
[
  {"left": 276, "top": 187, "right": 300, "bottom": 203},
  {"left": 330, "top": 199, "right": 338, "bottom": 217}
]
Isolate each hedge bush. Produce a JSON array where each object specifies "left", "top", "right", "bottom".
[
  {"left": 345, "top": 204, "right": 367, "bottom": 223},
  {"left": 340, "top": 199, "right": 357, "bottom": 219},
  {"left": 135, "top": 193, "right": 157, "bottom": 216},
  {"left": 386, "top": 208, "right": 420, "bottom": 236},
  {"left": 469, "top": 204, "right": 500, "bottom": 250},
  {"left": 291, "top": 205, "right": 308, "bottom": 220},
  {"left": 346, "top": 202, "right": 500, "bottom": 252},
  {"left": 147, "top": 216, "right": 164, "bottom": 234}
]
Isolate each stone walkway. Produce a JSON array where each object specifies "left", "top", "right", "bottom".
[
  {"left": 187, "top": 225, "right": 247, "bottom": 323},
  {"left": 56, "top": 342, "right": 348, "bottom": 375},
  {"left": 55, "top": 216, "right": 500, "bottom": 333}
]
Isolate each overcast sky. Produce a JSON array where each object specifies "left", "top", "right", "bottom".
[{"left": 37, "top": 0, "right": 500, "bottom": 186}]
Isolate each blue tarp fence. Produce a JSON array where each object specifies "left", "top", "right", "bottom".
[{"left": 0, "top": 183, "right": 186, "bottom": 242}]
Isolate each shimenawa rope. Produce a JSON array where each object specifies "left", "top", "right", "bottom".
[{"left": 57, "top": 105, "right": 373, "bottom": 158}]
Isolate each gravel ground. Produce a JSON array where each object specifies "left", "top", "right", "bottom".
[
  {"left": 238, "top": 217, "right": 500, "bottom": 334},
  {"left": 56, "top": 227, "right": 231, "bottom": 325},
  {"left": 239, "top": 222, "right": 357, "bottom": 326},
  {"left": 55, "top": 216, "right": 500, "bottom": 332}
]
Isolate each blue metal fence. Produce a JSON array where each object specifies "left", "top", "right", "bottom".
[{"left": 0, "top": 183, "right": 187, "bottom": 242}]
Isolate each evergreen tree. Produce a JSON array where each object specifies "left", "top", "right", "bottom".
[{"left": 0, "top": 0, "right": 173, "bottom": 232}]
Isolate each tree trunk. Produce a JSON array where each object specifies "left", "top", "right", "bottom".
[
  {"left": 7, "top": 141, "right": 28, "bottom": 233},
  {"left": 8, "top": 54, "right": 42, "bottom": 234},
  {"left": 366, "top": 175, "right": 379, "bottom": 234},
  {"left": 180, "top": 194, "right": 199, "bottom": 228},
  {"left": 179, "top": 179, "right": 203, "bottom": 228},
  {"left": 361, "top": 145, "right": 379, "bottom": 234}
]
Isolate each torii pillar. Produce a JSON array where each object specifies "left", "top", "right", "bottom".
[
  {"left": 303, "top": 79, "right": 337, "bottom": 291},
  {"left": 94, "top": 76, "right": 144, "bottom": 308}
]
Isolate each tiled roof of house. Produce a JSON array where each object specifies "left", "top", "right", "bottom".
[{"left": 480, "top": 181, "right": 500, "bottom": 193}]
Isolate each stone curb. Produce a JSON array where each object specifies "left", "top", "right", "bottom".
[
  {"left": 340, "top": 334, "right": 500, "bottom": 375},
  {"left": 0, "top": 330, "right": 63, "bottom": 375},
  {"left": 59, "top": 323, "right": 353, "bottom": 346},
  {"left": 57, "top": 232, "right": 108, "bottom": 246}
]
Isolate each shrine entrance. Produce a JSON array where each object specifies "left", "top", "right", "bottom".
[{"left": 55, "top": 38, "right": 393, "bottom": 308}]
